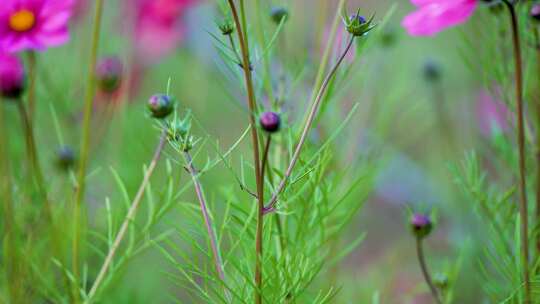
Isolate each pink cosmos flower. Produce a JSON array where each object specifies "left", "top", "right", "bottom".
[
  {"left": 0, "top": 52, "right": 25, "bottom": 98},
  {"left": 402, "top": 0, "right": 477, "bottom": 36},
  {"left": 0, "top": 0, "right": 75, "bottom": 53},
  {"left": 129, "top": 0, "right": 198, "bottom": 64}
]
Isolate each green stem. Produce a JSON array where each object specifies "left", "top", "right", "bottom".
[
  {"left": 533, "top": 25, "right": 540, "bottom": 263},
  {"left": 16, "top": 101, "right": 53, "bottom": 221},
  {"left": 0, "top": 99, "right": 20, "bottom": 303},
  {"left": 503, "top": 1, "right": 531, "bottom": 302},
  {"left": 416, "top": 238, "right": 442, "bottom": 304},
  {"left": 72, "top": 0, "right": 104, "bottom": 302},
  {"left": 183, "top": 151, "right": 231, "bottom": 301},
  {"left": 86, "top": 130, "right": 167, "bottom": 303},
  {"left": 264, "top": 36, "right": 355, "bottom": 212},
  {"left": 26, "top": 51, "right": 37, "bottom": 121},
  {"left": 225, "top": 1, "right": 265, "bottom": 303}
]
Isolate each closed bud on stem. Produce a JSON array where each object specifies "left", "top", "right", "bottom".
[
  {"left": 423, "top": 60, "right": 442, "bottom": 83},
  {"left": 410, "top": 213, "right": 433, "bottom": 239},
  {"left": 219, "top": 19, "right": 235, "bottom": 36},
  {"left": 531, "top": 4, "right": 540, "bottom": 22},
  {"left": 148, "top": 94, "right": 175, "bottom": 119},
  {"left": 259, "top": 111, "right": 281, "bottom": 133},
  {"left": 270, "top": 6, "right": 289, "bottom": 24},
  {"left": 433, "top": 273, "right": 449, "bottom": 290},
  {"left": 344, "top": 11, "right": 375, "bottom": 37},
  {"left": 167, "top": 113, "right": 194, "bottom": 152},
  {"left": 0, "top": 52, "right": 25, "bottom": 100},
  {"left": 96, "top": 56, "right": 123, "bottom": 94},
  {"left": 56, "top": 145, "right": 76, "bottom": 171}
]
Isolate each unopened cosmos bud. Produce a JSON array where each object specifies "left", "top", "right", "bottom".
[
  {"left": 259, "top": 111, "right": 281, "bottom": 133},
  {"left": 410, "top": 213, "right": 433, "bottom": 239},
  {"left": 148, "top": 94, "right": 175, "bottom": 119},
  {"left": 96, "top": 56, "right": 123, "bottom": 94}
]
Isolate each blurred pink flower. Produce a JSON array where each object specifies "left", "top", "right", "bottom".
[
  {"left": 0, "top": 52, "right": 25, "bottom": 98},
  {"left": 0, "top": 0, "right": 74, "bottom": 52},
  {"left": 476, "top": 90, "right": 509, "bottom": 136},
  {"left": 402, "top": 0, "right": 477, "bottom": 36},
  {"left": 130, "top": 0, "right": 198, "bottom": 63}
]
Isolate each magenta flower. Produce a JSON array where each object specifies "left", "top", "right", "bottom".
[
  {"left": 130, "top": 0, "right": 198, "bottom": 64},
  {"left": 0, "top": 0, "right": 74, "bottom": 53},
  {"left": 402, "top": 0, "right": 477, "bottom": 36},
  {"left": 0, "top": 52, "right": 25, "bottom": 99}
]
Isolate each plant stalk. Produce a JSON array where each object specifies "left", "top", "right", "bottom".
[
  {"left": 416, "top": 238, "right": 442, "bottom": 304},
  {"left": 264, "top": 36, "right": 355, "bottom": 213},
  {"left": 533, "top": 25, "right": 540, "bottom": 261},
  {"left": 26, "top": 51, "right": 37, "bottom": 121},
  {"left": 503, "top": 1, "right": 531, "bottom": 302},
  {"left": 225, "top": 1, "right": 265, "bottom": 303},
  {"left": 16, "top": 101, "right": 53, "bottom": 221},
  {"left": 86, "top": 129, "right": 167, "bottom": 303},
  {"left": 183, "top": 151, "right": 230, "bottom": 300},
  {"left": 72, "top": 0, "right": 104, "bottom": 301}
]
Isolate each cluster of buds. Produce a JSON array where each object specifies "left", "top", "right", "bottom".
[
  {"left": 167, "top": 114, "right": 195, "bottom": 152},
  {"left": 343, "top": 10, "right": 375, "bottom": 37}
]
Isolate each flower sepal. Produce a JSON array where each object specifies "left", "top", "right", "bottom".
[{"left": 342, "top": 9, "right": 375, "bottom": 37}]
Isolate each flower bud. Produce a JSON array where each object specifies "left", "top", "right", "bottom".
[
  {"left": 270, "top": 6, "right": 289, "bottom": 24},
  {"left": 433, "top": 273, "right": 449, "bottom": 290},
  {"left": 410, "top": 213, "right": 433, "bottom": 239},
  {"left": 56, "top": 145, "right": 76, "bottom": 171},
  {"left": 219, "top": 20, "right": 235, "bottom": 36},
  {"left": 531, "top": 4, "right": 540, "bottom": 21},
  {"left": 345, "top": 13, "right": 374, "bottom": 37},
  {"left": 0, "top": 52, "right": 25, "bottom": 100},
  {"left": 148, "top": 94, "right": 175, "bottom": 119},
  {"left": 423, "top": 60, "right": 442, "bottom": 83},
  {"left": 259, "top": 111, "right": 281, "bottom": 133},
  {"left": 96, "top": 56, "right": 123, "bottom": 94}
]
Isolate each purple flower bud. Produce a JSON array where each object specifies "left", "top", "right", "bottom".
[
  {"left": 531, "top": 4, "right": 540, "bottom": 21},
  {"left": 350, "top": 14, "right": 366, "bottom": 24},
  {"left": 270, "top": 7, "right": 289, "bottom": 24},
  {"left": 148, "top": 94, "right": 175, "bottom": 119},
  {"left": 56, "top": 145, "right": 76, "bottom": 171},
  {"left": 96, "top": 56, "right": 123, "bottom": 94},
  {"left": 0, "top": 52, "right": 25, "bottom": 100},
  {"left": 259, "top": 111, "right": 281, "bottom": 133},
  {"left": 410, "top": 213, "right": 433, "bottom": 239}
]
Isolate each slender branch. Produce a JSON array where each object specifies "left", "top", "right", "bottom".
[
  {"left": 503, "top": 1, "right": 531, "bottom": 302},
  {"left": 16, "top": 101, "right": 53, "bottom": 221},
  {"left": 226, "top": 34, "right": 243, "bottom": 67},
  {"left": 0, "top": 99, "right": 20, "bottom": 302},
  {"left": 264, "top": 36, "right": 355, "bottom": 213},
  {"left": 72, "top": 0, "right": 104, "bottom": 301},
  {"left": 261, "top": 135, "right": 272, "bottom": 181},
  {"left": 86, "top": 129, "right": 167, "bottom": 303},
  {"left": 416, "top": 238, "right": 442, "bottom": 304},
  {"left": 261, "top": 135, "right": 287, "bottom": 252},
  {"left": 225, "top": 1, "right": 266, "bottom": 303},
  {"left": 183, "top": 151, "right": 230, "bottom": 301},
  {"left": 26, "top": 51, "right": 37, "bottom": 121},
  {"left": 533, "top": 25, "right": 540, "bottom": 261}
]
